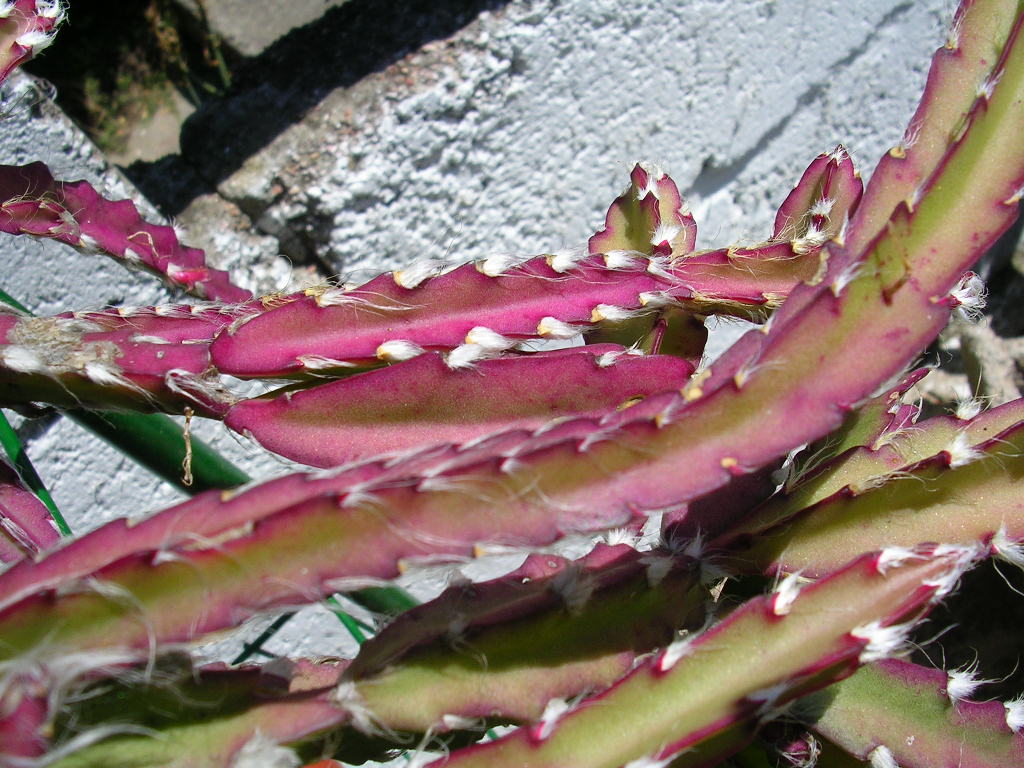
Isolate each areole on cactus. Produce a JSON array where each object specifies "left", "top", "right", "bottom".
[{"left": 1, "top": 0, "right": 1024, "bottom": 766}]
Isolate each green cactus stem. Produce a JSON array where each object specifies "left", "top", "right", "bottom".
[
  {"left": 798, "top": 658, "right": 1024, "bottom": 767},
  {"left": 431, "top": 546, "right": 979, "bottom": 767}
]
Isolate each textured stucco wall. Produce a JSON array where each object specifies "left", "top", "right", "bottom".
[
  {"left": 2, "top": 0, "right": 949, "bottom": 660},
  {"left": 200, "top": 0, "right": 947, "bottom": 278}
]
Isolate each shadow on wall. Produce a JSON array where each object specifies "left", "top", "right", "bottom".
[{"left": 132, "top": 0, "right": 512, "bottom": 214}]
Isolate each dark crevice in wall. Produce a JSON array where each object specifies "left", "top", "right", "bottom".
[{"left": 129, "top": 0, "right": 512, "bottom": 215}]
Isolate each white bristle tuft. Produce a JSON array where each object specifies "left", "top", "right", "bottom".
[
  {"left": 16, "top": 29, "right": 56, "bottom": 52},
  {"left": 36, "top": 0, "right": 65, "bottom": 19},
  {"left": 591, "top": 304, "right": 641, "bottom": 323},
  {"left": 748, "top": 681, "right": 793, "bottom": 718},
  {"left": 1, "top": 346, "right": 45, "bottom": 374},
  {"left": 476, "top": 253, "right": 527, "bottom": 277},
  {"left": 230, "top": 729, "right": 300, "bottom": 768},
  {"left": 868, "top": 745, "right": 899, "bottom": 768},
  {"left": 924, "top": 544, "right": 980, "bottom": 600},
  {"left": 992, "top": 526, "right": 1024, "bottom": 569},
  {"left": 376, "top": 339, "right": 424, "bottom": 362},
  {"left": 308, "top": 287, "right": 354, "bottom": 307},
  {"left": 851, "top": 620, "right": 912, "bottom": 663},
  {"left": 946, "top": 661, "right": 991, "bottom": 702},
  {"left": 499, "top": 457, "right": 525, "bottom": 475},
  {"left": 393, "top": 258, "right": 444, "bottom": 289},
  {"left": 636, "top": 162, "right": 666, "bottom": 198},
  {"left": 296, "top": 354, "right": 358, "bottom": 370},
  {"left": 954, "top": 395, "right": 983, "bottom": 420},
  {"left": 129, "top": 334, "right": 173, "bottom": 345},
  {"left": 791, "top": 223, "right": 828, "bottom": 255},
  {"left": 808, "top": 197, "right": 835, "bottom": 218},
  {"left": 650, "top": 223, "right": 681, "bottom": 247},
  {"left": 1004, "top": 695, "right": 1024, "bottom": 733},
  {"left": 445, "top": 343, "right": 488, "bottom": 369},
  {"left": 603, "top": 528, "right": 640, "bottom": 547},
  {"left": 332, "top": 681, "right": 376, "bottom": 734},
  {"left": 658, "top": 634, "right": 695, "bottom": 672},
  {"left": 537, "top": 316, "right": 580, "bottom": 339},
  {"left": 977, "top": 71, "right": 1002, "bottom": 101},
  {"left": 441, "top": 714, "right": 479, "bottom": 731},
  {"left": 646, "top": 256, "right": 675, "bottom": 280},
  {"left": 944, "top": 431, "right": 984, "bottom": 468},
  {"left": 604, "top": 250, "right": 641, "bottom": 269},
  {"left": 771, "top": 571, "right": 803, "bottom": 616},
  {"left": 829, "top": 145, "right": 848, "bottom": 163},
  {"left": 83, "top": 361, "right": 127, "bottom": 388},
  {"left": 830, "top": 262, "right": 862, "bottom": 297},
  {"left": 638, "top": 290, "right": 679, "bottom": 308},
  {"left": 534, "top": 697, "right": 570, "bottom": 740},
  {"left": 950, "top": 272, "right": 986, "bottom": 322},
  {"left": 464, "top": 326, "right": 515, "bottom": 351},
  {"left": 875, "top": 547, "right": 924, "bottom": 574},
  {"left": 547, "top": 249, "right": 585, "bottom": 273}
]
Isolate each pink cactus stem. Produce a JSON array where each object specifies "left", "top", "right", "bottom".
[
  {"left": 225, "top": 344, "right": 693, "bottom": 467},
  {"left": 0, "top": 457, "right": 58, "bottom": 563},
  {"left": 0, "top": 0, "right": 62, "bottom": 85},
  {"left": 0, "top": 163, "right": 251, "bottom": 302}
]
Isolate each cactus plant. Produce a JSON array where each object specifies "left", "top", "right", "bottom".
[{"left": 1, "top": 0, "right": 1024, "bottom": 766}]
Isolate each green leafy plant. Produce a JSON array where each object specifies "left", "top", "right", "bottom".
[{"left": 1, "top": 0, "right": 1023, "bottom": 765}]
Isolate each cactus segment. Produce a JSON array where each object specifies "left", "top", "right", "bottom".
[
  {"left": 585, "top": 149, "right": 858, "bottom": 363},
  {"left": 348, "top": 542, "right": 697, "bottom": 680},
  {"left": 734, "top": 395, "right": 1024, "bottom": 541},
  {"left": 0, "top": 313, "right": 230, "bottom": 415},
  {"left": 350, "top": 545, "right": 705, "bottom": 732},
  {"left": 0, "top": 456, "right": 58, "bottom": 563},
  {"left": 210, "top": 242, "right": 823, "bottom": 378},
  {"left": 843, "top": 0, "right": 1024, "bottom": 260},
  {"left": 43, "top": 658, "right": 350, "bottom": 767},
  {"left": 788, "top": 368, "right": 929, "bottom": 489},
  {"left": 772, "top": 146, "right": 863, "bottom": 251},
  {"left": 0, "top": 464, "right": 402, "bottom": 612},
  {"left": 41, "top": 546, "right": 700, "bottom": 763},
  {"left": 0, "top": 0, "right": 63, "bottom": 85},
  {"left": 224, "top": 346, "right": 693, "bottom": 468},
  {"left": 0, "top": 459, "right": 644, "bottom": 658},
  {"left": 584, "top": 304, "right": 709, "bottom": 367},
  {"left": 0, "top": 672, "right": 48, "bottom": 759},
  {"left": 588, "top": 163, "right": 697, "bottom": 258},
  {"left": 0, "top": 426, "right": 615, "bottom": 613},
  {"left": 430, "top": 546, "right": 978, "bottom": 767},
  {"left": 730, "top": 419, "right": 1024, "bottom": 577},
  {"left": 801, "top": 659, "right": 1024, "bottom": 767},
  {"left": 0, "top": 163, "right": 251, "bottom": 302},
  {"left": 67, "top": 302, "right": 261, "bottom": 345}
]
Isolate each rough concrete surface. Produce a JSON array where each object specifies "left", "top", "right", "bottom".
[
  {"left": 188, "top": 0, "right": 948, "bottom": 282},
  {"left": 1, "top": 0, "right": 956, "bottom": 663}
]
